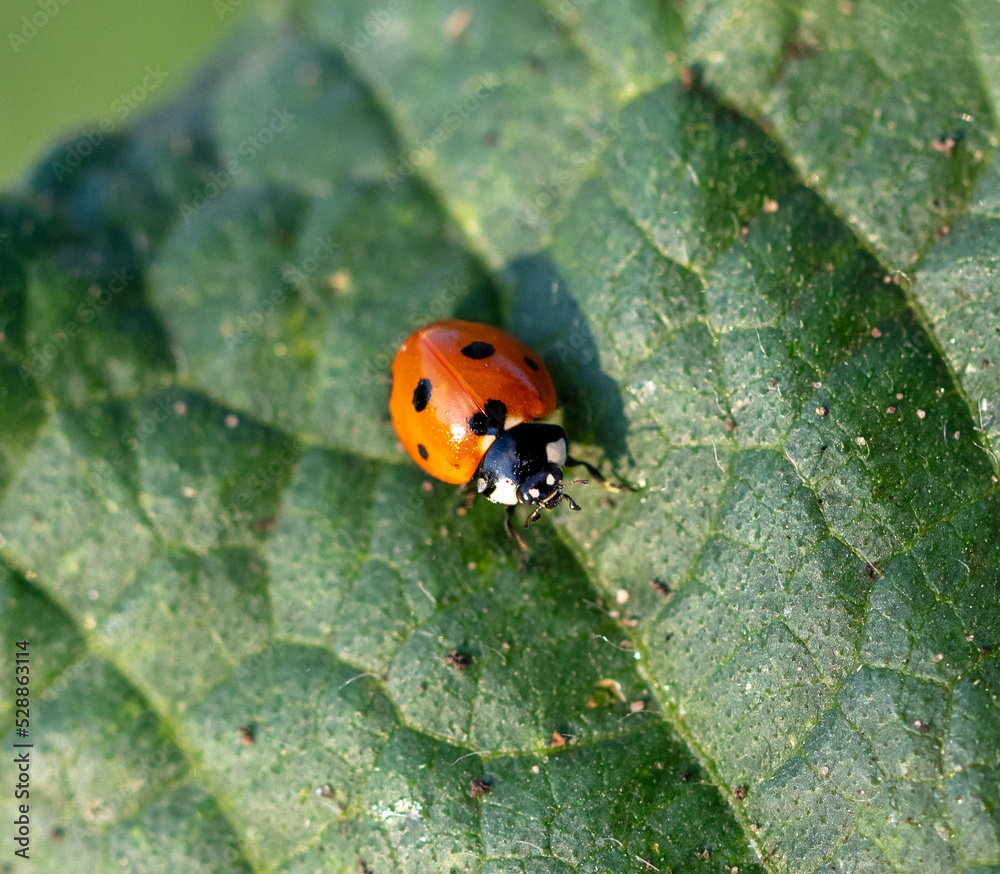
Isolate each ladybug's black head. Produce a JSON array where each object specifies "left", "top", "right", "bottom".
[
  {"left": 515, "top": 462, "right": 565, "bottom": 507},
  {"left": 475, "top": 423, "right": 584, "bottom": 523}
]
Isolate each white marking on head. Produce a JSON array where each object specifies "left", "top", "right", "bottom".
[
  {"left": 546, "top": 473, "right": 555, "bottom": 485},
  {"left": 546, "top": 438, "right": 567, "bottom": 465},
  {"left": 528, "top": 487, "right": 540, "bottom": 498},
  {"left": 488, "top": 477, "right": 518, "bottom": 505},
  {"left": 477, "top": 477, "right": 487, "bottom": 493}
]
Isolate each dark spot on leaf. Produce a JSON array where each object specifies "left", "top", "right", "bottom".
[
  {"left": 483, "top": 129, "right": 498, "bottom": 147},
  {"left": 461, "top": 341, "right": 495, "bottom": 359},
  {"left": 468, "top": 399, "right": 507, "bottom": 436},
  {"left": 469, "top": 777, "right": 492, "bottom": 798},
  {"left": 524, "top": 356, "right": 540, "bottom": 371},
  {"left": 734, "top": 785, "right": 748, "bottom": 802},
  {"left": 418, "top": 443, "right": 429, "bottom": 460},
  {"left": 412, "top": 378, "right": 431, "bottom": 411},
  {"left": 865, "top": 563, "right": 877, "bottom": 581},
  {"left": 650, "top": 578, "right": 672, "bottom": 597},
  {"left": 238, "top": 724, "right": 256, "bottom": 745},
  {"left": 444, "top": 649, "right": 472, "bottom": 670},
  {"left": 786, "top": 37, "right": 818, "bottom": 62}
]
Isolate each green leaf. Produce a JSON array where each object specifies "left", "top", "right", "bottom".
[{"left": 2, "top": 2, "right": 999, "bottom": 873}]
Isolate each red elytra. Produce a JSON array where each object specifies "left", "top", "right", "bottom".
[{"left": 389, "top": 319, "right": 557, "bottom": 485}]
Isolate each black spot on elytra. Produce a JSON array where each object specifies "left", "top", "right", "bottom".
[
  {"left": 412, "top": 378, "right": 431, "bottom": 411},
  {"left": 417, "top": 443, "right": 429, "bottom": 460},
  {"left": 461, "top": 341, "right": 495, "bottom": 360},
  {"left": 468, "top": 399, "right": 507, "bottom": 436},
  {"left": 524, "top": 356, "right": 540, "bottom": 371}
]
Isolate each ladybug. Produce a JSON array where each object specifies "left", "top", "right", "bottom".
[{"left": 390, "top": 319, "right": 600, "bottom": 541}]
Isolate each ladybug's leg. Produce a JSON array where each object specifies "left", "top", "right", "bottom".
[
  {"left": 457, "top": 480, "right": 477, "bottom": 511},
  {"left": 504, "top": 505, "right": 529, "bottom": 554},
  {"left": 565, "top": 455, "right": 621, "bottom": 493}
]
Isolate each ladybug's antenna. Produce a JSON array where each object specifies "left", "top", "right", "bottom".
[{"left": 562, "top": 492, "right": 582, "bottom": 511}]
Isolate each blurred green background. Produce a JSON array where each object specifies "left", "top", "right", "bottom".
[{"left": 0, "top": 0, "right": 260, "bottom": 188}]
